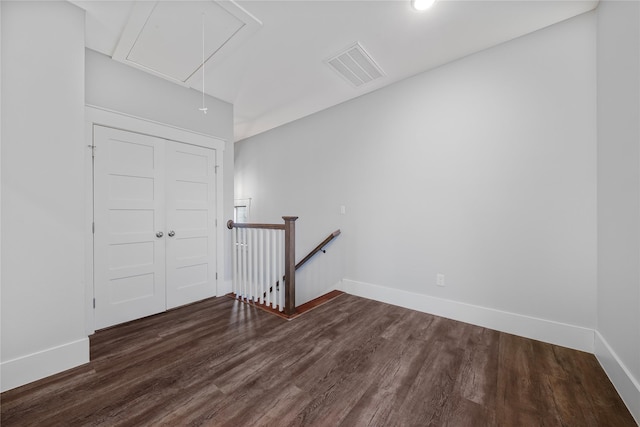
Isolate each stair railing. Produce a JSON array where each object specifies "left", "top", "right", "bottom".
[
  {"left": 227, "top": 216, "right": 297, "bottom": 315},
  {"left": 295, "top": 229, "right": 341, "bottom": 271}
]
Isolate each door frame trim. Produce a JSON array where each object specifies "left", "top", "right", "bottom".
[{"left": 84, "top": 105, "right": 226, "bottom": 335}]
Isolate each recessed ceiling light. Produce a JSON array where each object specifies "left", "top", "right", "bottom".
[{"left": 412, "top": 0, "right": 436, "bottom": 11}]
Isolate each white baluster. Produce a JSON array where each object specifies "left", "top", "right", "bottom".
[
  {"left": 232, "top": 227, "right": 238, "bottom": 296},
  {"left": 241, "top": 228, "right": 247, "bottom": 300},
  {"left": 278, "top": 230, "right": 284, "bottom": 311},
  {"left": 253, "top": 228, "right": 259, "bottom": 302},
  {"left": 248, "top": 228, "right": 252, "bottom": 300},
  {"left": 280, "top": 231, "right": 287, "bottom": 311},
  {"left": 271, "top": 230, "right": 280, "bottom": 308},
  {"left": 266, "top": 229, "right": 272, "bottom": 308},
  {"left": 237, "top": 228, "right": 242, "bottom": 298},
  {"left": 239, "top": 229, "right": 243, "bottom": 297},
  {"left": 258, "top": 229, "right": 264, "bottom": 304}
]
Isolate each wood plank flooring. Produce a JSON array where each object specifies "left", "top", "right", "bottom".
[{"left": 1, "top": 294, "right": 636, "bottom": 426}]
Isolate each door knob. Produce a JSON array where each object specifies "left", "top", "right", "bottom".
[
  {"left": 168, "top": 230, "right": 175, "bottom": 237},
  {"left": 156, "top": 231, "right": 164, "bottom": 238}
]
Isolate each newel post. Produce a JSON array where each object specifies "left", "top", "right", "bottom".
[{"left": 283, "top": 216, "right": 298, "bottom": 315}]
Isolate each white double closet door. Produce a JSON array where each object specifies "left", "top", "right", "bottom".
[{"left": 93, "top": 126, "right": 217, "bottom": 329}]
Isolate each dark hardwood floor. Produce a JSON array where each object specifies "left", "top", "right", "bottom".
[{"left": 1, "top": 294, "right": 636, "bottom": 426}]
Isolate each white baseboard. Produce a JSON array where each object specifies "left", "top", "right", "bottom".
[
  {"left": 1, "top": 338, "right": 90, "bottom": 392},
  {"left": 217, "top": 279, "right": 233, "bottom": 297},
  {"left": 595, "top": 331, "right": 640, "bottom": 424},
  {"left": 337, "top": 279, "right": 594, "bottom": 353}
]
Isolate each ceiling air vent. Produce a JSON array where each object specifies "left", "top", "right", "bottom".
[{"left": 326, "top": 42, "right": 385, "bottom": 88}]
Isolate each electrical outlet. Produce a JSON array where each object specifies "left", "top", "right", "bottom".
[
  {"left": 339, "top": 205, "right": 346, "bottom": 215},
  {"left": 436, "top": 273, "right": 445, "bottom": 287}
]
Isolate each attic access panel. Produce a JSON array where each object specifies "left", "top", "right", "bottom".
[{"left": 113, "top": 0, "right": 261, "bottom": 86}]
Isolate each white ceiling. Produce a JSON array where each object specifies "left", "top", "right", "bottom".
[{"left": 72, "top": 0, "right": 599, "bottom": 141}]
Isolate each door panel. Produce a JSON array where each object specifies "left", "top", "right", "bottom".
[
  {"left": 165, "top": 141, "right": 217, "bottom": 309},
  {"left": 94, "top": 126, "right": 166, "bottom": 329}
]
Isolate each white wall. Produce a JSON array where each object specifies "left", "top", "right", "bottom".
[
  {"left": 0, "top": 5, "right": 234, "bottom": 392},
  {"left": 85, "top": 49, "right": 235, "bottom": 290},
  {"left": 0, "top": 0, "right": 3, "bottom": 363},
  {"left": 1, "top": 1, "right": 88, "bottom": 391},
  {"left": 235, "top": 12, "right": 597, "bottom": 349},
  {"left": 596, "top": 1, "right": 640, "bottom": 422}
]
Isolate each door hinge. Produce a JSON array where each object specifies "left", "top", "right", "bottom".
[
  {"left": 216, "top": 272, "right": 218, "bottom": 280},
  {"left": 93, "top": 298, "right": 96, "bottom": 309},
  {"left": 92, "top": 222, "right": 95, "bottom": 234},
  {"left": 88, "top": 144, "right": 96, "bottom": 157}
]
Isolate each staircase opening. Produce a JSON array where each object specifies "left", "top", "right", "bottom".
[{"left": 227, "top": 217, "right": 341, "bottom": 318}]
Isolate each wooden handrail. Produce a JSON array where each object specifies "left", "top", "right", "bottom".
[
  {"left": 296, "top": 230, "right": 341, "bottom": 270},
  {"left": 227, "top": 220, "right": 284, "bottom": 230}
]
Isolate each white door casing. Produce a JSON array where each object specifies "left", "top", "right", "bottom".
[
  {"left": 93, "top": 125, "right": 219, "bottom": 329},
  {"left": 85, "top": 106, "right": 226, "bottom": 334},
  {"left": 93, "top": 126, "right": 167, "bottom": 329},
  {"left": 165, "top": 141, "right": 217, "bottom": 309}
]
